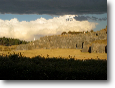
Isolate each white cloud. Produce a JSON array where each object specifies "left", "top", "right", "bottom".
[{"left": 0, "top": 15, "right": 98, "bottom": 41}]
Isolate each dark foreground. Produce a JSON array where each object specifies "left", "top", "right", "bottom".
[{"left": 0, "top": 54, "right": 107, "bottom": 80}]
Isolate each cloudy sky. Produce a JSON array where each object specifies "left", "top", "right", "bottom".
[{"left": 0, "top": 0, "right": 107, "bottom": 41}]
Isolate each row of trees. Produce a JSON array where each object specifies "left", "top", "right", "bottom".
[
  {"left": 0, "top": 37, "right": 29, "bottom": 46},
  {"left": 61, "top": 30, "right": 94, "bottom": 35},
  {"left": 61, "top": 31, "right": 82, "bottom": 35}
]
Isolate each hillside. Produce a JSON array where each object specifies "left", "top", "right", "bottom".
[{"left": 14, "top": 26, "right": 107, "bottom": 54}]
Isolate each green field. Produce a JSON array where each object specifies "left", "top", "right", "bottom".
[{"left": 0, "top": 53, "right": 107, "bottom": 80}]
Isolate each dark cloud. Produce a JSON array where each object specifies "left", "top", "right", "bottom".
[
  {"left": 90, "top": 16, "right": 107, "bottom": 21},
  {"left": 74, "top": 16, "right": 107, "bottom": 21},
  {"left": 0, "top": 0, "right": 107, "bottom": 15},
  {"left": 74, "top": 16, "right": 89, "bottom": 21},
  {"left": 98, "top": 17, "right": 107, "bottom": 21}
]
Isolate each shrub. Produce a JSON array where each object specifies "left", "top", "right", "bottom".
[{"left": 0, "top": 53, "right": 107, "bottom": 80}]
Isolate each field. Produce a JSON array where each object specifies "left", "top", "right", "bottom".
[{"left": 0, "top": 49, "right": 107, "bottom": 60}]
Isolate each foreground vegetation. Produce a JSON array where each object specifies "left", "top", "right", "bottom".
[{"left": 0, "top": 53, "right": 107, "bottom": 80}]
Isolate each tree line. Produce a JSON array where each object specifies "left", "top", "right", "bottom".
[
  {"left": 61, "top": 26, "right": 107, "bottom": 35},
  {"left": 0, "top": 37, "right": 29, "bottom": 46},
  {"left": 61, "top": 30, "right": 94, "bottom": 35}
]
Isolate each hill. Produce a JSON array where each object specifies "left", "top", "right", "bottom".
[{"left": 15, "top": 26, "right": 107, "bottom": 54}]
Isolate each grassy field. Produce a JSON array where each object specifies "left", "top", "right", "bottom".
[{"left": 0, "top": 49, "right": 107, "bottom": 60}]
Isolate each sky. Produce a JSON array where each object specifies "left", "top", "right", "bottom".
[{"left": 0, "top": 0, "right": 107, "bottom": 41}]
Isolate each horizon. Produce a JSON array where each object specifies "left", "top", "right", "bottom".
[{"left": 0, "top": 0, "right": 107, "bottom": 41}]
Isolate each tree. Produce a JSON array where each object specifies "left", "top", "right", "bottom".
[
  {"left": 68, "top": 31, "right": 72, "bottom": 34},
  {"left": 90, "top": 30, "right": 94, "bottom": 32},
  {"left": 61, "top": 32, "right": 67, "bottom": 35},
  {"left": 0, "top": 37, "right": 29, "bottom": 46},
  {"left": 15, "top": 39, "right": 19, "bottom": 45}
]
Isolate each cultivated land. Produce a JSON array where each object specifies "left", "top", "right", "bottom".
[{"left": 0, "top": 49, "right": 107, "bottom": 60}]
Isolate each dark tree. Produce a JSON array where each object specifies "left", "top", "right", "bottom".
[
  {"left": 61, "top": 32, "right": 67, "bottom": 35},
  {"left": 0, "top": 37, "right": 29, "bottom": 46}
]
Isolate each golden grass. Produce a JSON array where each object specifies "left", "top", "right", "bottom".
[
  {"left": 0, "top": 45, "right": 18, "bottom": 51},
  {"left": 0, "top": 49, "right": 107, "bottom": 60}
]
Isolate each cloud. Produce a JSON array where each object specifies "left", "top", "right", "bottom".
[
  {"left": 0, "top": 0, "right": 107, "bottom": 15},
  {"left": 0, "top": 15, "right": 98, "bottom": 41},
  {"left": 74, "top": 16, "right": 89, "bottom": 21},
  {"left": 74, "top": 16, "right": 107, "bottom": 21}
]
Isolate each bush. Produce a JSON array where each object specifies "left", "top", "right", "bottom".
[{"left": 0, "top": 53, "right": 107, "bottom": 80}]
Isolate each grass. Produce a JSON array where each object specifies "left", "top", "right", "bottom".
[
  {"left": 0, "top": 49, "right": 107, "bottom": 60},
  {"left": 0, "top": 53, "right": 107, "bottom": 80},
  {"left": 0, "top": 45, "right": 18, "bottom": 51}
]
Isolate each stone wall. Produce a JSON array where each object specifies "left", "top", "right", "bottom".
[
  {"left": 16, "top": 30, "right": 107, "bottom": 53},
  {"left": 91, "top": 43, "right": 106, "bottom": 53}
]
